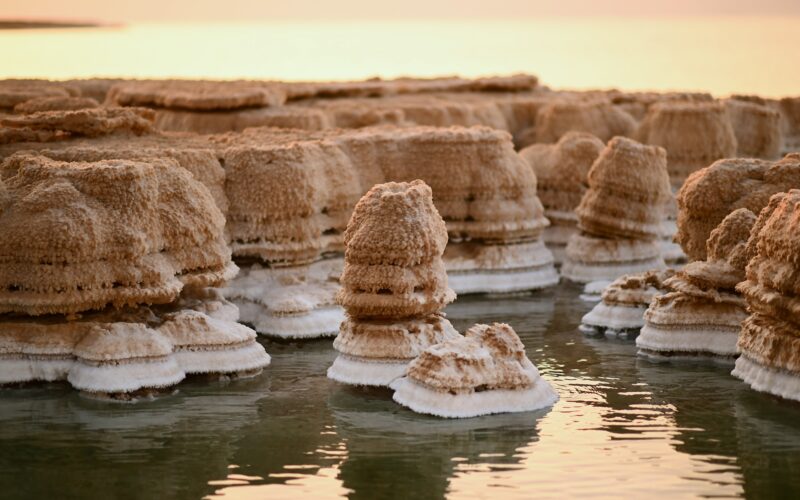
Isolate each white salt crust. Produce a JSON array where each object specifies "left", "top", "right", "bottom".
[
  {"left": 732, "top": 355, "right": 800, "bottom": 402},
  {"left": 581, "top": 302, "right": 648, "bottom": 331},
  {"left": 447, "top": 266, "right": 559, "bottom": 295},
  {"left": 238, "top": 303, "right": 344, "bottom": 339},
  {"left": 173, "top": 342, "right": 272, "bottom": 375},
  {"left": 579, "top": 280, "right": 613, "bottom": 302},
  {"left": 327, "top": 354, "right": 408, "bottom": 387},
  {"left": 67, "top": 357, "right": 186, "bottom": 394},
  {"left": 0, "top": 357, "right": 73, "bottom": 384},
  {"left": 391, "top": 376, "right": 559, "bottom": 419},
  {"left": 636, "top": 324, "right": 739, "bottom": 358},
  {"left": 561, "top": 257, "right": 667, "bottom": 284}
]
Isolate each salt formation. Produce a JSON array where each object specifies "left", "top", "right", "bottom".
[
  {"left": 13, "top": 96, "right": 99, "bottom": 114},
  {"left": 732, "top": 191, "right": 800, "bottom": 401},
  {"left": 636, "top": 101, "right": 737, "bottom": 187},
  {"left": 0, "top": 107, "right": 155, "bottom": 144},
  {"left": 725, "top": 98, "right": 783, "bottom": 160},
  {"left": 0, "top": 154, "right": 269, "bottom": 398},
  {"left": 528, "top": 100, "right": 637, "bottom": 145},
  {"left": 519, "top": 131, "right": 604, "bottom": 264},
  {"left": 562, "top": 137, "right": 670, "bottom": 285},
  {"left": 391, "top": 323, "right": 558, "bottom": 418},
  {"left": 637, "top": 209, "right": 756, "bottom": 360},
  {"left": 676, "top": 153, "right": 800, "bottom": 261},
  {"left": 778, "top": 97, "right": 800, "bottom": 153},
  {"left": 580, "top": 269, "right": 674, "bottom": 338},
  {"left": 327, "top": 181, "right": 461, "bottom": 387}
]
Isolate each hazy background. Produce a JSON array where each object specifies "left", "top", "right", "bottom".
[{"left": 2, "top": 0, "right": 800, "bottom": 22}]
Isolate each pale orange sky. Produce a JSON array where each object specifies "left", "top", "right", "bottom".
[{"left": 2, "top": 0, "right": 799, "bottom": 23}]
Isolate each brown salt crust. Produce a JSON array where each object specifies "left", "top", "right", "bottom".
[
  {"left": 0, "top": 107, "right": 156, "bottom": 144},
  {"left": 0, "top": 80, "right": 79, "bottom": 110},
  {"left": 681, "top": 208, "right": 757, "bottom": 291},
  {"left": 13, "top": 96, "right": 99, "bottom": 114},
  {"left": 106, "top": 80, "right": 288, "bottom": 111},
  {"left": 565, "top": 233, "right": 662, "bottom": 263},
  {"left": 532, "top": 100, "right": 637, "bottom": 144},
  {"left": 333, "top": 314, "right": 455, "bottom": 359},
  {"left": 738, "top": 313, "right": 800, "bottom": 376},
  {"left": 676, "top": 153, "right": 800, "bottom": 261},
  {"left": 519, "top": 131, "right": 604, "bottom": 214},
  {"left": 67, "top": 78, "right": 126, "bottom": 103},
  {"left": 336, "top": 181, "right": 455, "bottom": 319},
  {"left": 644, "top": 293, "right": 746, "bottom": 329},
  {"left": 600, "top": 269, "right": 675, "bottom": 306},
  {"left": 739, "top": 189, "right": 800, "bottom": 296},
  {"left": 725, "top": 99, "right": 783, "bottom": 159},
  {"left": 405, "top": 323, "right": 535, "bottom": 392},
  {"left": 778, "top": 97, "right": 800, "bottom": 151},
  {"left": 609, "top": 91, "right": 712, "bottom": 121},
  {"left": 0, "top": 154, "right": 230, "bottom": 316},
  {"left": 576, "top": 136, "right": 670, "bottom": 240},
  {"left": 635, "top": 101, "right": 737, "bottom": 186}
]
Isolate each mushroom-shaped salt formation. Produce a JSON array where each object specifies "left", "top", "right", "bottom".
[
  {"left": 562, "top": 137, "right": 670, "bottom": 287},
  {"left": 391, "top": 323, "right": 558, "bottom": 418},
  {"left": 531, "top": 100, "right": 637, "bottom": 145},
  {"left": 327, "top": 181, "right": 461, "bottom": 387},
  {"left": 636, "top": 101, "right": 737, "bottom": 188},
  {"left": 637, "top": 208, "right": 756, "bottom": 360},
  {"left": 0, "top": 154, "right": 269, "bottom": 399},
  {"left": 580, "top": 269, "right": 674, "bottom": 339},
  {"left": 725, "top": 98, "right": 783, "bottom": 160},
  {"left": 732, "top": 191, "right": 800, "bottom": 401},
  {"left": 519, "top": 131, "right": 604, "bottom": 265},
  {"left": 676, "top": 153, "right": 800, "bottom": 261}
]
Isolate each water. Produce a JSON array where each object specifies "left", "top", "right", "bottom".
[
  {"left": 1, "top": 284, "right": 799, "bottom": 499},
  {"left": 2, "top": 18, "right": 800, "bottom": 97}
]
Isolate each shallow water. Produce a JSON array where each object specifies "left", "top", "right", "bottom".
[
  {"left": 1, "top": 284, "right": 799, "bottom": 499},
  {"left": 2, "top": 18, "right": 800, "bottom": 97}
]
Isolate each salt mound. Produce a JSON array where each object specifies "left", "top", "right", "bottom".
[
  {"left": 328, "top": 181, "right": 461, "bottom": 387},
  {"left": 636, "top": 101, "right": 737, "bottom": 188},
  {"left": 637, "top": 209, "right": 756, "bottom": 360},
  {"left": 733, "top": 191, "right": 800, "bottom": 401},
  {"left": 0, "top": 155, "right": 269, "bottom": 398},
  {"left": 562, "top": 136, "right": 670, "bottom": 284},
  {"left": 0, "top": 107, "right": 155, "bottom": 144},
  {"left": 391, "top": 323, "right": 558, "bottom": 418},
  {"left": 725, "top": 98, "right": 783, "bottom": 160},
  {"left": 520, "top": 131, "right": 604, "bottom": 264},
  {"left": 532, "top": 100, "right": 637, "bottom": 144},
  {"left": 580, "top": 269, "right": 675, "bottom": 339},
  {"left": 676, "top": 153, "right": 800, "bottom": 261},
  {"left": 13, "top": 96, "right": 99, "bottom": 114}
]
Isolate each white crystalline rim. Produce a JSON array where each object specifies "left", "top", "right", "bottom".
[
  {"left": 237, "top": 303, "right": 344, "bottom": 339},
  {"left": 327, "top": 355, "right": 408, "bottom": 387},
  {"left": 0, "top": 357, "right": 74, "bottom": 384},
  {"left": 732, "top": 356, "right": 800, "bottom": 403},
  {"left": 67, "top": 357, "right": 186, "bottom": 394},
  {"left": 391, "top": 377, "right": 559, "bottom": 419},
  {"left": 581, "top": 302, "right": 647, "bottom": 330},
  {"left": 636, "top": 323, "right": 739, "bottom": 358},
  {"left": 447, "top": 265, "right": 559, "bottom": 295},
  {"left": 560, "top": 257, "right": 667, "bottom": 284},
  {"left": 173, "top": 342, "right": 271, "bottom": 375}
]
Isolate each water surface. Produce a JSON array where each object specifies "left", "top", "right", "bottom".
[{"left": 1, "top": 284, "right": 799, "bottom": 499}]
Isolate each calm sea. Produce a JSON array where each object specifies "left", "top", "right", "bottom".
[{"left": 2, "top": 17, "right": 799, "bottom": 97}]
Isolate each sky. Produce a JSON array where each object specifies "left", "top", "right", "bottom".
[{"left": 2, "top": 0, "right": 799, "bottom": 23}]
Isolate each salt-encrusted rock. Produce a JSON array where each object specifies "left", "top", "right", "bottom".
[
  {"left": 532, "top": 100, "right": 637, "bottom": 144},
  {"left": 0, "top": 155, "right": 269, "bottom": 398},
  {"left": 520, "top": 131, "right": 604, "bottom": 264},
  {"left": 638, "top": 209, "right": 756, "bottom": 360},
  {"left": 676, "top": 153, "right": 800, "bottom": 261},
  {"left": 13, "top": 96, "right": 99, "bottom": 114},
  {"left": 328, "top": 181, "right": 461, "bottom": 387},
  {"left": 0, "top": 107, "right": 155, "bottom": 144},
  {"left": 0, "top": 79, "right": 79, "bottom": 112},
  {"left": 580, "top": 269, "right": 675, "bottom": 338},
  {"left": 636, "top": 101, "right": 737, "bottom": 187},
  {"left": 733, "top": 191, "right": 800, "bottom": 401},
  {"left": 725, "top": 98, "right": 783, "bottom": 160},
  {"left": 391, "top": 323, "right": 558, "bottom": 418},
  {"left": 562, "top": 137, "right": 670, "bottom": 284}
]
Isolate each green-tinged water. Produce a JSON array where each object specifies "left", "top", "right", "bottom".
[{"left": 1, "top": 284, "right": 799, "bottom": 499}]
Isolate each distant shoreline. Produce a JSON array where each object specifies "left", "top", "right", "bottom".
[{"left": 0, "top": 20, "right": 110, "bottom": 30}]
